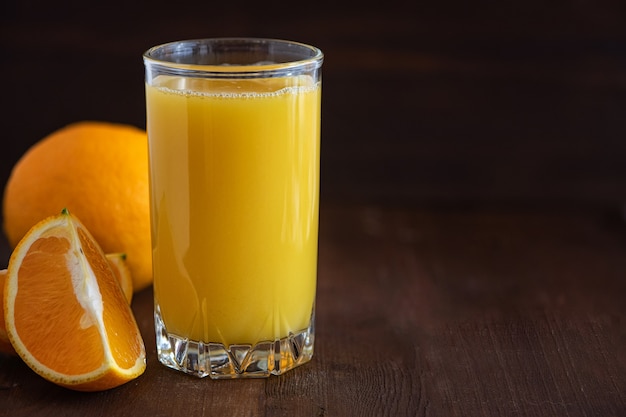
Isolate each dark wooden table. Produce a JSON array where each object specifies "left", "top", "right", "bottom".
[
  {"left": 1, "top": 1, "right": 626, "bottom": 416},
  {"left": 2, "top": 203, "right": 625, "bottom": 416}
]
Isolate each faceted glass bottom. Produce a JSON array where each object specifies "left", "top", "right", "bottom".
[{"left": 154, "top": 304, "right": 315, "bottom": 378}]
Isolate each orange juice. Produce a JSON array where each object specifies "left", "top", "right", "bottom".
[{"left": 146, "top": 75, "right": 320, "bottom": 347}]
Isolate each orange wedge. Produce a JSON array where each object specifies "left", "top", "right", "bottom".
[
  {"left": 105, "top": 253, "right": 133, "bottom": 304},
  {"left": 0, "top": 269, "right": 16, "bottom": 355},
  {"left": 3, "top": 208, "right": 146, "bottom": 391}
]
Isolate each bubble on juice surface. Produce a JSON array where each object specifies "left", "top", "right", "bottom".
[{"left": 152, "top": 75, "right": 319, "bottom": 99}]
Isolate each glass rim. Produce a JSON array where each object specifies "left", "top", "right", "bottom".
[{"left": 143, "top": 37, "right": 323, "bottom": 78}]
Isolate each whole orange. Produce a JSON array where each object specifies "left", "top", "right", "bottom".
[{"left": 2, "top": 121, "right": 152, "bottom": 292}]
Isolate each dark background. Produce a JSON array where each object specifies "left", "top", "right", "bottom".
[{"left": 2, "top": 1, "right": 626, "bottom": 212}]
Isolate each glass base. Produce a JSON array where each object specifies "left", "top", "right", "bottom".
[{"left": 154, "top": 305, "right": 314, "bottom": 379}]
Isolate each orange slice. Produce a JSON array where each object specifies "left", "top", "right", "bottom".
[
  {"left": 3, "top": 208, "right": 146, "bottom": 391},
  {"left": 0, "top": 269, "right": 16, "bottom": 355},
  {"left": 105, "top": 253, "right": 133, "bottom": 304}
]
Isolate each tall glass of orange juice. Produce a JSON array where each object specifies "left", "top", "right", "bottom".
[{"left": 143, "top": 38, "right": 323, "bottom": 378}]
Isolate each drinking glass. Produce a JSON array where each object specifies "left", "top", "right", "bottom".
[{"left": 143, "top": 38, "right": 323, "bottom": 378}]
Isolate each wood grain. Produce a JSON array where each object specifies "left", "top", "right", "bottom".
[{"left": 3, "top": 205, "right": 624, "bottom": 416}]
